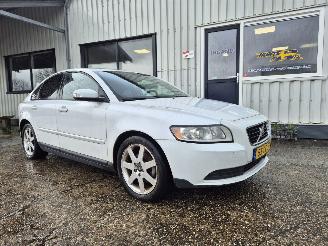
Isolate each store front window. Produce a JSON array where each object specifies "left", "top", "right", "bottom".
[
  {"left": 5, "top": 49, "right": 56, "bottom": 93},
  {"left": 243, "top": 15, "right": 320, "bottom": 77},
  {"left": 81, "top": 35, "right": 156, "bottom": 76}
]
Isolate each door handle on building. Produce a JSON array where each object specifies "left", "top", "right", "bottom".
[
  {"left": 58, "top": 106, "right": 68, "bottom": 112},
  {"left": 226, "top": 73, "right": 239, "bottom": 83}
]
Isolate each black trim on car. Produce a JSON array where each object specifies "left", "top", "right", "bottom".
[
  {"left": 39, "top": 143, "right": 115, "bottom": 172},
  {"left": 174, "top": 156, "right": 266, "bottom": 188},
  {"left": 204, "top": 156, "right": 266, "bottom": 180},
  {"left": 246, "top": 121, "right": 269, "bottom": 146},
  {"left": 173, "top": 178, "right": 194, "bottom": 188}
]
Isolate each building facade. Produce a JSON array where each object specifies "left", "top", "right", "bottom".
[{"left": 1, "top": 0, "right": 328, "bottom": 136}]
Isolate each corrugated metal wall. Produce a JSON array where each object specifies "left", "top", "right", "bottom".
[
  {"left": 0, "top": 7, "right": 66, "bottom": 117},
  {"left": 1, "top": 0, "right": 328, "bottom": 124},
  {"left": 67, "top": 0, "right": 328, "bottom": 124},
  {"left": 67, "top": 0, "right": 198, "bottom": 97},
  {"left": 243, "top": 79, "right": 328, "bottom": 124}
]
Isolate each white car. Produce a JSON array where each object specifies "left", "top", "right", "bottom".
[{"left": 19, "top": 69, "right": 271, "bottom": 201}]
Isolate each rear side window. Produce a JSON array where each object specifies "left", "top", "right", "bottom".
[
  {"left": 61, "top": 72, "right": 106, "bottom": 100},
  {"left": 32, "top": 73, "right": 63, "bottom": 100}
]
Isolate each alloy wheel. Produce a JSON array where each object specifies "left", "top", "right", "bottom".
[
  {"left": 23, "top": 127, "right": 35, "bottom": 156},
  {"left": 121, "top": 144, "right": 158, "bottom": 195}
]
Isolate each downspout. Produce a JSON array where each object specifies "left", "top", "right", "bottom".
[{"left": 64, "top": 0, "right": 72, "bottom": 68}]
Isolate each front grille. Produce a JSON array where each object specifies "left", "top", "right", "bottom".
[
  {"left": 247, "top": 121, "right": 269, "bottom": 145},
  {"left": 204, "top": 157, "right": 265, "bottom": 180}
]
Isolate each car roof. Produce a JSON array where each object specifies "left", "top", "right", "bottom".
[
  {"left": 60, "top": 68, "right": 150, "bottom": 77},
  {"left": 62, "top": 68, "right": 118, "bottom": 73}
]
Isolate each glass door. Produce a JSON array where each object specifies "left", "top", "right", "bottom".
[{"left": 205, "top": 25, "right": 239, "bottom": 104}]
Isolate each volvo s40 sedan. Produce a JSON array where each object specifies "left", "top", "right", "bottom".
[{"left": 19, "top": 69, "right": 271, "bottom": 201}]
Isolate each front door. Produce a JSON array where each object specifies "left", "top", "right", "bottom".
[
  {"left": 205, "top": 25, "right": 239, "bottom": 104},
  {"left": 56, "top": 72, "right": 109, "bottom": 161}
]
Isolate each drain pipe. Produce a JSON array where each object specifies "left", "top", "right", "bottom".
[{"left": 64, "top": 0, "right": 72, "bottom": 68}]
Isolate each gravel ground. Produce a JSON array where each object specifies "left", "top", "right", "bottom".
[{"left": 0, "top": 136, "right": 327, "bottom": 245}]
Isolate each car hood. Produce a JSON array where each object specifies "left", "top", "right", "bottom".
[{"left": 124, "top": 97, "right": 259, "bottom": 122}]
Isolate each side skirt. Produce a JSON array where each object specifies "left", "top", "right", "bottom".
[{"left": 39, "top": 143, "right": 115, "bottom": 172}]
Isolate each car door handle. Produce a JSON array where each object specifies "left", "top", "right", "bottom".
[
  {"left": 58, "top": 106, "right": 68, "bottom": 112},
  {"left": 31, "top": 105, "right": 38, "bottom": 110}
]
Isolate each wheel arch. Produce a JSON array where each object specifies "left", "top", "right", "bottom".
[
  {"left": 113, "top": 131, "right": 173, "bottom": 179},
  {"left": 19, "top": 119, "right": 31, "bottom": 135}
]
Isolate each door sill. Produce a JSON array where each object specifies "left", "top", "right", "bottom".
[{"left": 39, "top": 143, "right": 115, "bottom": 172}]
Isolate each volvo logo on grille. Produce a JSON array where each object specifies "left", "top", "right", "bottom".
[{"left": 256, "top": 125, "right": 266, "bottom": 144}]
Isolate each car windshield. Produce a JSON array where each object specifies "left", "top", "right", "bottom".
[{"left": 95, "top": 71, "right": 188, "bottom": 101}]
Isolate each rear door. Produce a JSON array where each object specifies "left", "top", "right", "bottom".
[
  {"left": 29, "top": 73, "right": 63, "bottom": 147},
  {"left": 56, "top": 72, "right": 109, "bottom": 161},
  {"left": 205, "top": 25, "right": 240, "bottom": 104}
]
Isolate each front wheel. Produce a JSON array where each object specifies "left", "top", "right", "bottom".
[
  {"left": 22, "top": 124, "right": 48, "bottom": 159},
  {"left": 117, "top": 136, "right": 171, "bottom": 201}
]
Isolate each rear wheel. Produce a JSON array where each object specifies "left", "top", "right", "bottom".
[
  {"left": 22, "top": 124, "right": 48, "bottom": 159},
  {"left": 117, "top": 136, "right": 171, "bottom": 201}
]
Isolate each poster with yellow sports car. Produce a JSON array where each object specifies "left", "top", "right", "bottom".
[{"left": 243, "top": 15, "right": 319, "bottom": 77}]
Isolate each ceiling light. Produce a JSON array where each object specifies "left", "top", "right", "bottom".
[
  {"left": 300, "top": 43, "right": 318, "bottom": 48},
  {"left": 272, "top": 46, "right": 288, "bottom": 51},
  {"left": 133, "top": 49, "right": 151, "bottom": 54},
  {"left": 255, "top": 26, "right": 275, "bottom": 35}
]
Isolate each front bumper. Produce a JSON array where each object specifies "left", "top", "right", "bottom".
[{"left": 157, "top": 139, "right": 269, "bottom": 188}]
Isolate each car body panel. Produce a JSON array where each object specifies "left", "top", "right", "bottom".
[
  {"left": 56, "top": 100, "right": 109, "bottom": 160},
  {"left": 123, "top": 97, "right": 259, "bottom": 122},
  {"left": 20, "top": 100, "right": 60, "bottom": 147},
  {"left": 19, "top": 68, "right": 271, "bottom": 187}
]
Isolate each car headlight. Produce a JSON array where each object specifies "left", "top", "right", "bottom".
[{"left": 170, "top": 125, "right": 233, "bottom": 143}]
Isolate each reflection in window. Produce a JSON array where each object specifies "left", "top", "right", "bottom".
[
  {"left": 38, "top": 74, "right": 63, "bottom": 100},
  {"left": 32, "top": 52, "right": 56, "bottom": 87},
  {"left": 118, "top": 37, "right": 153, "bottom": 75},
  {"left": 6, "top": 50, "right": 56, "bottom": 93},
  {"left": 61, "top": 72, "right": 101, "bottom": 100},
  {"left": 82, "top": 36, "right": 155, "bottom": 75},
  {"left": 11, "top": 55, "right": 32, "bottom": 92},
  {"left": 243, "top": 15, "right": 319, "bottom": 77},
  {"left": 86, "top": 43, "right": 117, "bottom": 69}
]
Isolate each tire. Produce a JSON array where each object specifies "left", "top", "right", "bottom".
[
  {"left": 22, "top": 123, "right": 48, "bottom": 160},
  {"left": 117, "top": 136, "right": 171, "bottom": 202}
]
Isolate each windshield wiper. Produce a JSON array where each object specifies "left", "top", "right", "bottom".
[
  {"left": 123, "top": 96, "right": 158, "bottom": 101},
  {"left": 155, "top": 95, "right": 189, "bottom": 98},
  {"left": 122, "top": 95, "right": 189, "bottom": 101}
]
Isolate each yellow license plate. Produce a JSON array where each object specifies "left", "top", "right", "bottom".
[{"left": 253, "top": 141, "right": 271, "bottom": 160}]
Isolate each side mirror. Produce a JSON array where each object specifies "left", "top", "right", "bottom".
[{"left": 73, "top": 89, "right": 106, "bottom": 102}]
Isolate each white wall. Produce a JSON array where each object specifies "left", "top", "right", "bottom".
[
  {"left": 0, "top": 7, "right": 66, "bottom": 117},
  {"left": 242, "top": 79, "right": 328, "bottom": 124}
]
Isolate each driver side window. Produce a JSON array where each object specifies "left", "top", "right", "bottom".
[{"left": 61, "top": 72, "right": 106, "bottom": 100}]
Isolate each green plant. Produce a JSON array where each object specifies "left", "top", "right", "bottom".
[{"left": 271, "top": 123, "right": 297, "bottom": 140}]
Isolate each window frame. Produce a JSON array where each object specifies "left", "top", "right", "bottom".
[
  {"left": 5, "top": 49, "right": 56, "bottom": 94},
  {"left": 241, "top": 10, "right": 325, "bottom": 81},
  {"left": 80, "top": 34, "right": 157, "bottom": 76}
]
